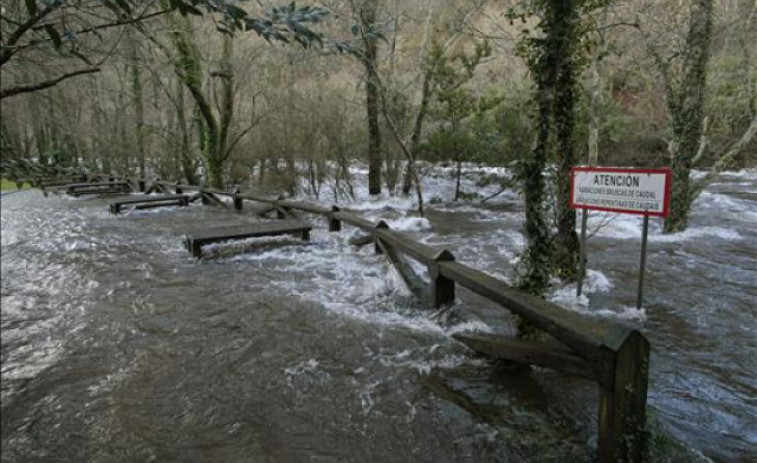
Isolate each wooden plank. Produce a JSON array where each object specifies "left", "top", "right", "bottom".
[
  {"left": 278, "top": 199, "right": 331, "bottom": 215},
  {"left": 375, "top": 227, "right": 441, "bottom": 266},
  {"left": 66, "top": 181, "right": 129, "bottom": 191},
  {"left": 204, "top": 187, "right": 234, "bottom": 197},
  {"left": 111, "top": 194, "right": 188, "bottom": 206},
  {"left": 237, "top": 192, "right": 274, "bottom": 203},
  {"left": 375, "top": 238, "right": 429, "bottom": 304},
  {"left": 40, "top": 178, "right": 80, "bottom": 188},
  {"left": 249, "top": 204, "right": 277, "bottom": 217},
  {"left": 452, "top": 332, "right": 596, "bottom": 382},
  {"left": 109, "top": 194, "right": 189, "bottom": 214},
  {"left": 418, "top": 374, "right": 500, "bottom": 423},
  {"left": 438, "top": 261, "right": 624, "bottom": 388},
  {"left": 69, "top": 187, "right": 130, "bottom": 197},
  {"left": 185, "top": 219, "right": 311, "bottom": 258},
  {"left": 349, "top": 234, "right": 374, "bottom": 247},
  {"left": 189, "top": 220, "right": 310, "bottom": 243},
  {"left": 201, "top": 191, "right": 228, "bottom": 207},
  {"left": 332, "top": 211, "right": 375, "bottom": 231}
]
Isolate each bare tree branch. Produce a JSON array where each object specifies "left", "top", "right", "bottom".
[
  {"left": 0, "top": 3, "right": 61, "bottom": 66},
  {"left": 0, "top": 67, "right": 101, "bottom": 100}
]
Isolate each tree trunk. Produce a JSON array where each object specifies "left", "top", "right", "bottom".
[
  {"left": 169, "top": 12, "right": 224, "bottom": 189},
  {"left": 664, "top": 0, "right": 714, "bottom": 233},
  {"left": 128, "top": 28, "right": 146, "bottom": 179},
  {"left": 518, "top": 0, "right": 561, "bottom": 301},
  {"left": 362, "top": 2, "right": 382, "bottom": 195},
  {"left": 551, "top": 0, "right": 580, "bottom": 279}
]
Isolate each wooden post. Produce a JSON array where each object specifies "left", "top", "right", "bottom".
[
  {"left": 329, "top": 206, "right": 342, "bottom": 232},
  {"left": 185, "top": 237, "right": 202, "bottom": 258},
  {"left": 428, "top": 249, "right": 455, "bottom": 308},
  {"left": 138, "top": 180, "right": 146, "bottom": 192},
  {"left": 276, "top": 195, "right": 287, "bottom": 219},
  {"left": 597, "top": 330, "right": 650, "bottom": 463},
  {"left": 233, "top": 189, "right": 243, "bottom": 211},
  {"left": 636, "top": 215, "right": 650, "bottom": 311},
  {"left": 199, "top": 187, "right": 210, "bottom": 205},
  {"left": 375, "top": 220, "right": 389, "bottom": 254}
]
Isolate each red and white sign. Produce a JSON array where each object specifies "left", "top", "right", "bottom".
[{"left": 570, "top": 167, "right": 672, "bottom": 217}]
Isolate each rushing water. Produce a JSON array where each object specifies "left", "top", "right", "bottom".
[{"left": 1, "top": 170, "right": 755, "bottom": 462}]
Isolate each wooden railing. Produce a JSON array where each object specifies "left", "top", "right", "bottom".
[{"left": 39, "top": 172, "right": 650, "bottom": 463}]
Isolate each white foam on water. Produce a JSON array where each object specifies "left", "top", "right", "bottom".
[
  {"left": 717, "top": 168, "right": 757, "bottom": 179},
  {"left": 446, "top": 320, "right": 496, "bottom": 336},
  {"left": 290, "top": 161, "right": 516, "bottom": 212},
  {"left": 653, "top": 226, "right": 742, "bottom": 242},
  {"left": 550, "top": 285, "right": 647, "bottom": 321},
  {"left": 346, "top": 195, "right": 416, "bottom": 212},
  {"left": 547, "top": 270, "right": 643, "bottom": 320},
  {"left": 222, "top": 233, "right": 497, "bottom": 337},
  {"left": 359, "top": 380, "right": 381, "bottom": 415},
  {"left": 284, "top": 358, "right": 325, "bottom": 386},
  {"left": 585, "top": 212, "right": 743, "bottom": 242},
  {"left": 384, "top": 216, "right": 433, "bottom": 232},
  {"left": 695, "top": 191, "right": 755, "bottom": 213}
]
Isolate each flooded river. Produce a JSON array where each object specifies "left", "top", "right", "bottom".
[{"left": 1, "top": 169, "right": 755, "bottom": 462}]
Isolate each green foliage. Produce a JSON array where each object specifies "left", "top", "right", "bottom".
[{"left": 2, "top": 1, "right": 329, "bottom": 68}]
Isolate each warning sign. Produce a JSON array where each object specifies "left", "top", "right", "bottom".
[{"left": 570, "top": 167, "right": 671, "bottom": 217}]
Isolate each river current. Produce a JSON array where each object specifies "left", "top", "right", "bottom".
[{"left": 1, "top": 169, "right": 755, "bottom": 462}]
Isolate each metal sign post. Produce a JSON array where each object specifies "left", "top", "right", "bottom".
[
  {"left": 637, "top": 214, "right": 650, "bottom": 310},
  {"left": 571, "top": 167, "right": 671, "bottom": 309},
  {"left": 577, "top": 209, "right": 589, "bottom": 297}
]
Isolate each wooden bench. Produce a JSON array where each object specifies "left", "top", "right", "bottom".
[
  {"left": 66, "top": 181, "right": 131, "bottom": 197},
  {"left": 184, "top": 219, "right": 312, "bottom": 258},
  {"left": 109, "top": 194, "right": 190, "bottom": 214}
]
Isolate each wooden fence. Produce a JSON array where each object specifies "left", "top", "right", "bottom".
[{"left": 39, "top": 172, "right": 650, "bottom": 463}]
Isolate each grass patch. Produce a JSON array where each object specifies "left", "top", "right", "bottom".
[{"left": 1, "top": 178, "right": 30, "bottom": 191}]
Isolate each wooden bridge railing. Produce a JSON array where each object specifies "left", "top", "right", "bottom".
[{"left": 36, "top": 172, "right": 650, "bottom": 463}]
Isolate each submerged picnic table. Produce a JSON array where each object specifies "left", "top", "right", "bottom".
[
  {"left": 184, "top": 219, "right": 312, "bottom": 258},
  {"left": 109, "top": 194, "right": 190, "bottom": 214},
  {"left": 66, "top": 181, "right": 131, "bottom": 197}
]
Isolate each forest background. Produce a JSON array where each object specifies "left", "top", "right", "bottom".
[{"left": 1, "top": 0, "right": 755, "bottom": 295}]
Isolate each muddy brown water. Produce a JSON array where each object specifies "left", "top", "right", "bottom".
[{"left": 1, "top": 173, "right": 755, "bottom": 462}]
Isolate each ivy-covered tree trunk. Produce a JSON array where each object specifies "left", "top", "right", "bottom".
[
  {"left": 128, "top": 28, "right": 146, "bottom": 179},
  {"left": 169, "top": 12, "right": 224, "bottom": 189},
  {"left": 519, "top": 7, "right": 560, "bottom": 298},
  {"left": 361, "top": 2, "right": 382, "bottom": 196},
  {"left": 664, "top": 0, "right": 714, "bottom": 233},
  {"left": 551, "top": 0, "right": 580, "bottom": 279}
]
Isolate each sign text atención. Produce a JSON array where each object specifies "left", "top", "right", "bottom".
[{"left": 570, "top": 167, "right": 671, "bottom": 217}]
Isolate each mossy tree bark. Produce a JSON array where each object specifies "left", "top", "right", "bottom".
[
  {"left": 518, "top": 3, "right": 560, "bottom": 299},
  {"left": 168, "top": 12, "right": 234, "bottom": 189},
  {"left": 663, "top": 0, "right": 714, "bottom": 233},
  {"left": 127, "top": 28, "right": 146, "bottom": 179},
  {"left": 360, "top": 1, "right": 383, "bottom": 196},
  {"left": 551, "top": 0, "right": 581, "bottom": 279}
]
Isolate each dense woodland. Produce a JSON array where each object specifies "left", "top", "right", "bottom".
[{"left": 1, "top": 0, "right": 755, "bottom": 297}]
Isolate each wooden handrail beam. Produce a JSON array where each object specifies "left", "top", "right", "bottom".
[{"left": 438, "top": 260, "right": 618, "bottom": 384}]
